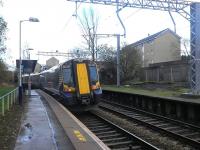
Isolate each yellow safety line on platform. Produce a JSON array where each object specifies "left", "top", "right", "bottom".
[{"left": 73, "top": 130, "right": 87, "bottom": 142}]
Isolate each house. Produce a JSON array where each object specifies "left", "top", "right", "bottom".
[
  {"left": 127, "top": 28, "right": 181, "bottom": 67},
  {"left": 34, "top": 63, "right": 42, "bottom": 73},
  {"left": 46, "top": 57, "right": 59, "bottom": 69}
]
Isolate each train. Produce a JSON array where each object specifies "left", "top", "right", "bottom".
[{"left": 22, "top": 59, "right": 102, "bottom": 111}]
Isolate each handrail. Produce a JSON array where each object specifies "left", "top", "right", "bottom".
[
  {"left": 0, "top": 87, "right": 18, "bottom": 100},
  {"left": 0, "top": 87, "right": 18, "bottom": 116}
]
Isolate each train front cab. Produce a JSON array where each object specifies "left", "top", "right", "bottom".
[
  {"left": 62, "top": 61, "right": 101, "bottom": 107},
  {"left": 76, "top": 61, "right": 102, "bottom": 105}
]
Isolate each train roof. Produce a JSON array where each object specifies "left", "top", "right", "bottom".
[
  {"left": 40, "top": 64, "right": 61, "bottom": 74},
  {"left": 38, "top": 59, "right": 96, "bottom": 75},
  {"left": 22, "top": 73, "right": 40, "bottom": 77},
  {"left": 62, "top": 59, "right": 96, "bottom": 65}
]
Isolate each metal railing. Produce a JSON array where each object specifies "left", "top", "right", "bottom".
[{"left": 0, "top": 88, "right": 18, "bottom": 116}]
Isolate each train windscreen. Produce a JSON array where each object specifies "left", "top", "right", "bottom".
[
  {"left": 63, "top": 68, "right": 72, "bottom": 84},
  {"left": 89, "top": 66, "right": 98, "bottom": 83}
]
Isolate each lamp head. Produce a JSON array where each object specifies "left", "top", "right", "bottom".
[
  {"left": 29, "top": 17, "right": 39, "bottom": 22},
  {"left": 27, "top": 48, "right": 34, "bottom": 51}
]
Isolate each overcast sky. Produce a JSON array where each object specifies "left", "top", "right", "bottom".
[{"left": 1, "top": 0, "right": 197, "bottom": 67}]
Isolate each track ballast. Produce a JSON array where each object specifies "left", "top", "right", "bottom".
[
  {"left": 99, "top": 99, "right": 200, "bottom": 149},
  {"left": 75, "top": 112, "right": 158, "bottom": 150}
]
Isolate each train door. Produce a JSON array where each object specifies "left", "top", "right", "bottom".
[{"left": 76, "top": 63, "right": 90, "bottom": 95}]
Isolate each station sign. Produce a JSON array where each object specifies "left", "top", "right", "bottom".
[{"left": 16, "top": 60, "right": 37, "bottom": 74}]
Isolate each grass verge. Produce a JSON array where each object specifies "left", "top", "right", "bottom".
[
  {"left": 0, "top": 87, "right": 15, "bottom": 97},
  {"left": 0, "top": 105, "right": 23, "bottom": 150}
]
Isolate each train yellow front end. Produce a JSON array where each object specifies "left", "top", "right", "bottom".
[
  {"left": 61, "top": 59, "right": 102, "bottom": 111},
  {"left": 76, "top": 63, "right": 91, "bottom": 104}
]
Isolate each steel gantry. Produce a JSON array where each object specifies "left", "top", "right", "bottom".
[
  {"left": 67, "top": 0, "right": 192, "bottom": 20},
  {"left": 66, "top": 0, "right": 200, "bottom": 94}
]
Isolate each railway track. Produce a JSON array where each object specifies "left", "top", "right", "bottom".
[
  {"left": 99, "top": 100, "right": 200, "bottom": 149},
  {"left": 75, "top": 112, "right": 158, "bottom": 150}
]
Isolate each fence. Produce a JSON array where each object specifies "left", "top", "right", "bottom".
[
  {"left": 0, "top": 88, "right": 18, "bottom": 116},
  {"left": 140, "top": 60, "right": 189, "bottom": 83}
]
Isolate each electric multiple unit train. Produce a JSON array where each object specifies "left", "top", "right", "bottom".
[{"left": 22, "top": 59, "right": 102, "bottom": 111}]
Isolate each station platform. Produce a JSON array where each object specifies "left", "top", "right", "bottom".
[
  {"left": 15, "top": 90, "right": 109, "bottom": 150},
  {"left": 103, "top": 89, "right": 200, "bottom": 105},
  {"left": 103, "top": 89, "right": 200, "bottom": 124}
]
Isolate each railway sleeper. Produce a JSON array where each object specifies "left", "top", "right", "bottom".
[
  {"left": 82, "top": 120, "right": 99, "bottom": 123},
  {"left": 102, "top": 137, "right": 128, "bottom": 143},
  {"left": 136, "top": 116, "right": 152, "bottom": 120},
  {"left": 123, "top": 112, "right": 140, "bottom": 116},
  {"left": 183, "top": 132, "right": 200, "bottom": 137},
  {"left": 95, "top": 130, "right": 118, "bottom": 136},
  {"left": 146, "top": 120, "right": 164, "bottom": 124},
  {"left": 154, "top": 123, "right": 171, "bottom": 128},
  {"left": 169, "top": 128, "right": 188, "bottom": 133},
  {"left": 193, "top": 137, "right": 200, "bottom": 141},
  {"left": 122, "top": 112, "right": 135, "bottom": 115},
  {"left": 89, "top": 125, "right": 109, "bottom": 130},
  {"left": 112, "top": 145, "right": 142, "bottom": 150},
  {"left": 98, "top": 133, "right": 122, "bottom": 139},
  {"left": 163, "top": 126, "right": 181, "bottom": 131},
  {"left": 142, "top": 118, "right": 157, "bottom": 122},
  {"left": 84, "top": 122, "right": 105, "bottom": 127},
  {"left": 106, "top": 140, "right": 134, "bottom": 148},
  {"left": 174, "top": 129, "right": 191, "bottom": 134},
  {"left": 117, "top": 111, "right": 140, "bottom": 115},
  {"left": 90, "top": 127, "right": 113, "bottom": 133},
  {"left": 129, "top": 116, "right": 146, "bottom": 120},
  {"left": 83, "top": 120, "right": 101, "bottom": 124}
]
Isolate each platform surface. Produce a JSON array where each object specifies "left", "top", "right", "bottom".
[
  {"left": 38, "top": 90, "right": 109, "bottom": 150},
  {"left": 14, "top": 90, "right": 74, "bottom": 150}
]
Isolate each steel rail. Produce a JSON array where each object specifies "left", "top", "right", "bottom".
[
  {"left": 99, "top": 99, "right": 200, "bottom": 149},
  {"left": 76, "top": 112, "right": 159, "bottom": 150}
]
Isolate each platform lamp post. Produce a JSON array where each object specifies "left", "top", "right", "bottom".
[{"left": 19, "top": 17, "right": 39, "bottom": 106}]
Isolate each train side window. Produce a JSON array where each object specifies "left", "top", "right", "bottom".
[{"left": 89, "top": 66, "right": 98, "bottom": 83}]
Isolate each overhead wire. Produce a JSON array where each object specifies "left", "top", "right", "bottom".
[
  {"left": 124, "top": 8, "right": 143, "bottom": 21},
  {"left": 61, "top": 3, "right": 82, "bottom": 32}
]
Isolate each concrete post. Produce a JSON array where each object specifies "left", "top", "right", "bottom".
[
  {"left": 28, "top": 74, "right": 31, "bottom": 96},
  {"left": 157, "top": 68, "right": 159, "bottom": 82},
  {"left": 2, "top": 97, "right": 4, "bottom": 116},
  {"left": 170, "top": 67, "right": 173, "bottom": 82},
  {"left": 117, "top": 34, "right": 120, "bottom": 87},
  {"left": 7, "top": 95, "right": 9, "bottom": 110}
]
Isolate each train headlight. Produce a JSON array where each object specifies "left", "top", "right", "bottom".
[
  {"left": 91, "top": 82, "right": 101, "bottom": 90},
  {"left": 63, "top": 84, "right": 75, "bottom": 92}
]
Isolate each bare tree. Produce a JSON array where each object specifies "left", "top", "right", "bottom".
[
  {"left": 98, "top": 44, "right": 116, "bottom": 62},
  {"left": 0, "top": 17, "right": 7, "bottom": 55},
  {"left": 78, "top": 8, "right": 99, "bottom": 61},
  {"left": 121, "top": 44, "right": 142, "bottom": 81},
  {"left": 0, "top": 0, "right": 3, "bottom": 6},
  {"left": 97, "top": 44, "right": 117, "bottom": 84},
  {"left": 182, "top": 38, "right": 190, "bottom": 56},
  {"left": 70, "top": 48, "right": 90, "bottom": 59}
]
